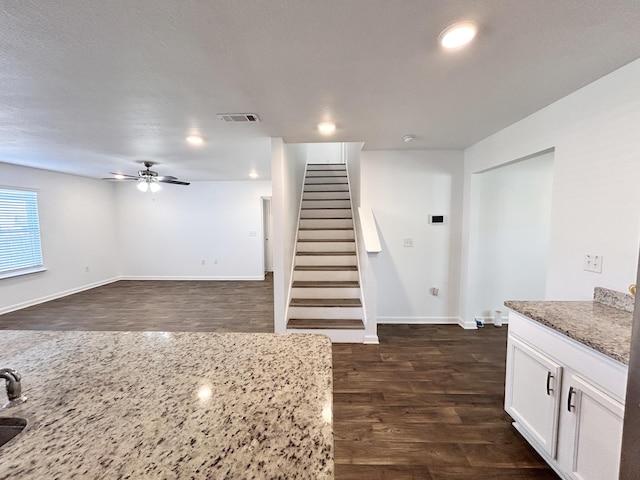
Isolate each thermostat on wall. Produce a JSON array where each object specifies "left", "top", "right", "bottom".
[{"left": 428, "top": 215, "right": 447, "bottom": 224}]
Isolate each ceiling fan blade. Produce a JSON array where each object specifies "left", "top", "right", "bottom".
[
  {"left": 108, "top": 172, "right": 139, "bottom": 178},
  {"left": 156, "top": 175, "right": 177, "bottom": 181},
  {"left": 102, "top": 177, "right": 138, "bottom": 181},
  {"left": 159, "top": 179, "right": 190, "bottom": 185}
]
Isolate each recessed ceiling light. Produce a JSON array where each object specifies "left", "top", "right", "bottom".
[
  {"left": 439, "top": 21, "right": 478, "bottom": 49},
  {"left": 249, "top": 171, "right": 258, "bottom": 179},
  {"left": 186, "top": 134, "right": 204, "bottom": 146},
  {"left": 403, "top": 134, "right": 416, "bottom": 143},
  {"left": 318, "top": 122, "right": 336, "bottom": 135}
]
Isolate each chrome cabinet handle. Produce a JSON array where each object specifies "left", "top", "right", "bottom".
[
  {"left": 546, "top": 371, "right": 554, "bottom": 395},
  {"left": 567, "top": 386, "right": 576, "bottom": 412}
]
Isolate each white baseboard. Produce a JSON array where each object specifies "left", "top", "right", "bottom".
[
  {"left": 363, "top": 334, "right": 379, "bottom": 344},
  {"left": 119, "top": 275, "right": 266, "bottom": 281},
  {"left": 0, "top": 277, "right": 120, "bottom": 315},
  {"left": 378, "top": 316, "right": 460, "bottom": 325},
  {"left": 459, "top": 318, "right": 479, "bottom": 330}
]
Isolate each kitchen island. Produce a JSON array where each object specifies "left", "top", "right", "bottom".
[{"left": 0, "top": 331, "right": 333, "bottom": 479}]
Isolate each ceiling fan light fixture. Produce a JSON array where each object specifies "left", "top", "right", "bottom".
[
  {"left": 149, "top": 181, "right": 161, "bottom": 193},
  {"left": 137, "top": 181, "right": 149, "bottom": 192},
  {"left": 439, "top": 21, "right": 478, "bottom": 49}
]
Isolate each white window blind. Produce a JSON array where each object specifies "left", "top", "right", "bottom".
[{"left": 0, "top": 188, "right": 45, "bottom": 279}]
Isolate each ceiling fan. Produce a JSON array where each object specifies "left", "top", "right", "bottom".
[{"left": 105, "top": 162, "right": 190, "bottom": 192}]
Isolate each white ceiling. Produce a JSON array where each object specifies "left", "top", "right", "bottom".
[{"left": 1, "top": 0, "right": 640, "bottom": 181}]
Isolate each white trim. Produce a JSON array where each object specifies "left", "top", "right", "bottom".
[
  {"left": 0, "top": 277, "right": 120, "bottom": 315},
  {"left": 458, "top": 317, "right": 479, "bottom": 330},
  {"left": 0, "top": 266, "right": 47, "bottom": 280},
  {"left": 378, "top": 316, "right": 460, "bottom": 324},
  {"left": 119, "top": 275, "right": 266, "bottom": 281},
  {"left": 363, "top": 334, "right": 379, "bottom": 344}
]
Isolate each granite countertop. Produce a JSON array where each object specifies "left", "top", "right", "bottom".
[
  {"left": 504, "top": 300, "right": 633, "bottom": 365},
  {"left": 0, "top": 331, "right": 333, "bottom": 479}
]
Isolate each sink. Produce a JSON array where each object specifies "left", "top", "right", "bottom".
[{"left": 0, "top": 417, "right": 27, "bottom": 448}]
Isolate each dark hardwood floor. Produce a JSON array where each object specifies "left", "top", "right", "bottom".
[
  {"left": 1, "top": 279, "right": 557, "bottom": 479},
  {"left": 333, "top": 325, "right": 557, "bottom": 479},
  {"left": 0, "top": 276, "right": 274, "bottom": 332}
]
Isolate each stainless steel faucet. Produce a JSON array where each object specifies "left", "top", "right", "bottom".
[{"left": 0, "top": 368, "right": 27, "bottom": 408}]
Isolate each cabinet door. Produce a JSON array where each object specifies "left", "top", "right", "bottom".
[
  {"left": 505, "top": 335, "right": 563, "bottom": 458},
  {"left": 564, "top": 374, "right": 624, "bottom": 480}
]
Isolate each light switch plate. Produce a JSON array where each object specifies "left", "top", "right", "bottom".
[{"left": 403, "top": 238, "right": 413, "bottom": 247}]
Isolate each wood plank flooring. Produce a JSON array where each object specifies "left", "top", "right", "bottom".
[
  {"left": 0, "top": 281, "right": 557, "bottom": 478},
  {"left": 0, "top": 276, "right": 274, "bottom": 332},
  {"left": 333, "top": 324, "right": 558, "bottom": 479}
]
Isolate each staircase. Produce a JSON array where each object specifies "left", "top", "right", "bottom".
[{"left": 286, "top": 163, "right": 365, "bottom": 338}]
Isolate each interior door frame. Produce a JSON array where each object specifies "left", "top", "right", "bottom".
[{"left": 261, "top": 196, "right": 273, "bottom": 273}]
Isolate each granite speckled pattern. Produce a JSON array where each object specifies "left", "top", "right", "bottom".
[
  {"left": 594, "top": 286, "right": 635, "bottom": 313},
  {"left": 504, "top": 301, "right": 632, "bottom": 364},
  {"left": 0, "top": 331, "right": 333, "bottom": 479}
]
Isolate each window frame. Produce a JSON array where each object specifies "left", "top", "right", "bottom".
[{"left": 0, "top": 186, "right": 46, "bottom": 280}]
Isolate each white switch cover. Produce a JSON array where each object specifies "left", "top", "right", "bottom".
[
  {"left": 584, "top": 254, "right": 603, "bottom": 273},
  {"left": 403, "top": 238, "right": 413, "bottom": 247}
]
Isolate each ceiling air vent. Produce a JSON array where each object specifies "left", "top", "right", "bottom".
[{"left": 217, "top": 113, "right": 260, "bottom": 123}]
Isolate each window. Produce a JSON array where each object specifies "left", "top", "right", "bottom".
[{"left": 0, "top": 188, "right": 45, "bottom": 279}]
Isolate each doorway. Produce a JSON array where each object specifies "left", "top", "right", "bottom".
[{"left": 262, "top": 196, "right": 273, "bottom": 273}]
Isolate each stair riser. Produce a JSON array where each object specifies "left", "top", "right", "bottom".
[
  {"left": 295, "top": 255, "right": 357, "bottom": 266},
  {"left": 304, "top": 184, "right": 349, "bottom": 192},
  {"left": 299, "top": 218, "right": 353, "bottom": 229},
  {"left": 306, "top": 164, "right": 346, "bottom": 171},
  {"left": 298, "top": 229, "right": 354, "bottom": 240},
  {"left": 300, "top": 209, "right": 352, "bottom": 219},
  {"left": 302, "top": 200, "right": 351, "bottom": 209},
  {"left": 305, "top": 178, "right": 348, "bottom": 185},
  {"left": 293, "top": 270, "right": 359, "bottom": 282},
  {"left": 297, "top": 242, "right": 355, "bottom": 252},
  {"left": 303, "top": 192, "right": 351, "bottom": 200},
  {"left": 290, "top": 287, "right": 361, "bottom": 299},
  {"left": 288, "top": 306, "right": 363, "bottom": 319},
  {"left": 306, "top": 170, "right": 347, "bottom": 177}
]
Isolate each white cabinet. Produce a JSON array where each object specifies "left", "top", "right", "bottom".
[
  {"left": 560, "top": 373, "right": 624, "bottom": 480},
  {"left": 505, "top": 311, "right": 627, "bottom": 480},
  {"left": 505, "top": 336, "right": 562, "bottom": 458}
]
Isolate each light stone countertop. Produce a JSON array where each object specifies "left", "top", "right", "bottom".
[
  {"left": 504, "top": 300, "right": 633, "bottom": 365},
  {"left": 0, "top": 331, "right": 333, "bottom": 480}
]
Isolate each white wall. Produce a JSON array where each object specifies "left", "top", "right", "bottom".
[
  {"left": 345, "top": 142, "right": 378, "bottom": 343},
  {"left": 116, "top": 180, "right": 271, "bottom": 279},
  {"left": 0, "top": 163, "right": 119, "bottom": 313},
  {"left": 271, "top": 139, "right": 307, "bottom": 333},
  {"left": 304, "top": 143, "right": 343, "bottom": 164},
  {"left": 460, "top": 58, "right": 640, "bottom": 324},
  {"left": 470, "top": 152, "right": 554, "bottom": 320},
  {"left": 360, "top": 150, "right": 464, "bottom": 323}
]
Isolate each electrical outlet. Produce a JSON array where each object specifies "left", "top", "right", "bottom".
[
  {"left": 403, "top": 238, "right": 413, "bottom": 247},
  {"left": 214, "top": 259, "right": 218, "bottom": 265},
  {"left": 583, "top": 254, "right": 603, "bottom": 273},
  {"left": 429, "top": 287, "right": 439, "bottom": 296},
  {"left": 84, "top": 265, "right": 89, "bottom": 272},
  {"left": 201, "top": 259, "right": 206, "bottom": 265}
]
